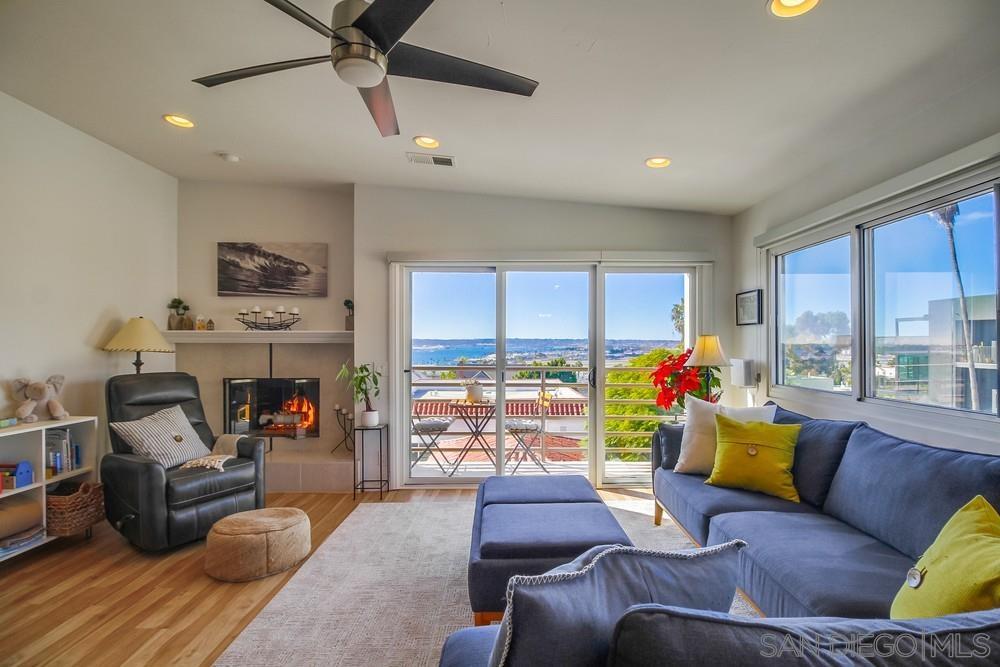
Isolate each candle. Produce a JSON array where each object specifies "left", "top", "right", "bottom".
[
  {"left": 251, "top": 305, "right": 261, "bottom": 314},
  {"left": 334, "top": 404, "right": 340, "bottom": 411},
  {"left": 290, "top": 307, "right": 300, "bottom": 315},
  {"left": 276, "top": 305, "right": 286, "bottom": 313},
  {"left": 264, "top": 310, "right": 274, "bottom": 319},
  {"left": 346, "top": 413, "right": 354, "bottom": 421},
  {"left": 238, "top": 308, "right": 249, "bottom": 316}
]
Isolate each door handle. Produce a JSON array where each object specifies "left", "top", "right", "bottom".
[{"left": 588, "top": 368, "right": 597, "bottom": 389}]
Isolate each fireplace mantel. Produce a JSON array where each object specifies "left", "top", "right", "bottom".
[{"left": 162, "top": 330, "right": 352, "bottom": 344}]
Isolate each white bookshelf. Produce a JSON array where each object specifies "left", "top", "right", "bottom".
[{"left": 0, "top": 416, "right": 98, "bottom": 562}]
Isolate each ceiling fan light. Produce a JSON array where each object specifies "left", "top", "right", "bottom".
[
  {"left": 334, "top": 55, "right": 386, "bottom": 89},
  {"left": 767, "top": 0, "right": 821, "bottom": 18}
]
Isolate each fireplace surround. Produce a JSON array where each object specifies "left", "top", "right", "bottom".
[{"left": 224, "top": 377, "right": 320, "bottom": 439}]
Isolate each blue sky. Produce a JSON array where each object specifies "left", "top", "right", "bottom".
[
  {"left": 783, "top": 191, "right": 996, "bottom": 337},
  {"left": 411, "top": 271, "right": 686, "bottom": 340}
]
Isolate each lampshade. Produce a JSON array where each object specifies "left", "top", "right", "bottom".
[
  {"left": 103, "top": 317, "right": 174, "bottom": 353},
  {"left": 684, "top": 335, "right": 730, "bottom": 368}
]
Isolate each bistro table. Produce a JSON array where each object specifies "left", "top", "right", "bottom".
[{"left": 447, "top": 400, "right": 497, "bottom": 476}]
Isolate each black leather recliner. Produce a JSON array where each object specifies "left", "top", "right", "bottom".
[{"left": 102, "top": 372, "right": 265, "bottom": 551}]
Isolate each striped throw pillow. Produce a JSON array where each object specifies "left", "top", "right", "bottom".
[{"left": 110, "top": 405, "right": 211, "bottom": 468}]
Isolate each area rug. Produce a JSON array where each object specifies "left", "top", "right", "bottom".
[{"left": 216, "top": 499, "right": 753, "bottom": 667}]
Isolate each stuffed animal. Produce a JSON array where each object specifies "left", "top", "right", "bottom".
[{"left": 12, "top": 376, "right": 68, "bottom": 423}]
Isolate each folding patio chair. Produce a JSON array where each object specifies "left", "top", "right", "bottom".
[
  {"left": 410, "top": 415, "right": 455, "bottom": 474},
  {"left": 504, "top": 390, "right": 550, "bottom": 474}
]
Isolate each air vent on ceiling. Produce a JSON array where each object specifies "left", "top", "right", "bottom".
[{"left": 406, "top": 152, "right": 455, "bottom": 167}]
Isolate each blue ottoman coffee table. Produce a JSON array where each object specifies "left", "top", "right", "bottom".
[{"left": 469, "top": 475, "right": 632, "bottom": 624}]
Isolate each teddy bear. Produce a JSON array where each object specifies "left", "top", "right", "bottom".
[{"left": 12, "top": 375, "right": 69, "bottom": 423}]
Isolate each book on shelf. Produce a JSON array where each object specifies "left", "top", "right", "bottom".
[
  {"left": 0, "top": 524, "right": 45, "bottom": 555},
  {"left": 45, "top": 429, "right": 81, "bottom": 478}
]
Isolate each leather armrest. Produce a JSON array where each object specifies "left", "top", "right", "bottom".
[
  {"left": 235, "top": 436, "right": 265, "bottom": 508},
  {"left": 100, "top": 453, "right": 168, "bottom": 551},
  {"left": 651, "top": 423, "right": 684, "bottom": 481}
]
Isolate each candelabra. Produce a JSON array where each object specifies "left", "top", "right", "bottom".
[
  {"left": 235, "top": 305, "right": 302, "bottom": 331},
  {"left": 331, "top": 405, "right": 355, "bottom": 454}
]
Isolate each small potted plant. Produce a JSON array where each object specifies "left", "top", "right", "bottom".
[
  {"left": 462, "top": 378, "right": 484, "bottom": 403},
  {"left": 343, "top": 299, "right": 354, "bottom": 331},
  {"left": 338, "top": 362, "right": 381, "bottom": 426},
  {"left": 167, "top": 298, "right": 192, "bottom": 331}
]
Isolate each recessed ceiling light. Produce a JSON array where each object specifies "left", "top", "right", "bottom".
[
  {"left": 645, "top": 157, "right": 672, "bottom": 169},
  {"left": 163, "top": 114, "right": 195, "bottom": 128},
  {"left": 413, "top": 136, "right": 440, "bottom": 149},
  {"left": 767, "top": 0, "right": 821, "bottom": 18}
]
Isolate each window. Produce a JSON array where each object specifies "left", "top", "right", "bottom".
[
  {"left": 776, "top": 236, "right": 853, "bottom": 392},
  {"left": 868, "top": 190, "right": 998, "bottom": 414}
]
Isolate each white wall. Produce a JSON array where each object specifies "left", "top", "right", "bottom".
[
  {"left": 0, "top": 92, "right": 177, "bottom": 427},
  {"left": 177, "top": 182, "right": 353, "bottom": 329},
  {"left": 353, "top": 184, "right": 733, "bottom": 458},
  {"left": 729, "top": 77, "right": 1000, "bottom": 451}
]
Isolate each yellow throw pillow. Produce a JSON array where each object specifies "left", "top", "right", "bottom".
[
  {"left": 705, "top": 415, "right": 801, "bottom": 502},
  {"left": 890, "top": 495, "right": 1000, "bottom": 619}
]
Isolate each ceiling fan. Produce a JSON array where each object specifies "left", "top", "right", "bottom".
[{"left": 193, "top": 0, "right": 539, "bottom": 137}]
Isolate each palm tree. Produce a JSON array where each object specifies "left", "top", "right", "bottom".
[{"left": 929, "top": 204, "right": 979, "bottom": 411}]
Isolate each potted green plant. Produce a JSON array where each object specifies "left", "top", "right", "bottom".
[
  {"left": 337, "top": 362, "right": 381, "bottom": 426},
  {"left": 343, "top": 298, "right": 354, "bottom": 331},
  {"left": 167, "top": 298, "right": 191, "bottom": 331}
]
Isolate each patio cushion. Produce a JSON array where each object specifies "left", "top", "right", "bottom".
[
  {"left": 439, "top": 626, "right": 500, "bottom": 667},
  {"left": 654, "top": 467, "right": 817, "bottom": 546},
  {"left": 506, "top": 418, "right": 540, "bottom": 433},
  {"left": 768, "top": 403, "right": 861, "bottom": 507},
  {"left": 708, "top": 511, "right": 913, "bottom": 618},
  {"left": 479, "top": 502, "right": 630, "bottom": 559},
  {"left": 413, "top": 417, "right": 453, "bottom": 433},
  {"left": 480, "top": 474, "right": 600, "bottom": 505},
  {"left": 823, "top": 424, "right": 1000, "bottom": 559}
]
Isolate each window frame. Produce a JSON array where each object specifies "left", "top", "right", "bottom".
[
  {"left": 772, "top": 233, "right": 857, "bottom": 397},
  {"left": 860, "top": 183, "right": 999, "bottom": 418},
  {"left": 762, "top": 163, "right": 1000, "bottom": 426}
]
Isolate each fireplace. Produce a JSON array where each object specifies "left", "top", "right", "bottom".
[{"left": 224, "top": 378, "right": 320, "bottom": 439}]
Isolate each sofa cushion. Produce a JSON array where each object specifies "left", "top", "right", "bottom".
[
  {"left": 707, "top": 415, "right": 802, "bottom": 502},
  {"left": 488, "top": 542, "right": 746, "bottom": 667},
  {"left": 768, "top": 403, "right": 861, "bottom": 507},
  {"left": 610, "top": 604, "right": 1000, "bottom": 667},
  {"left": 439, "top": 626, "right": 500, "bottom": 667},
  {"left": 166, "top": 457, "right": 256, "bottom": 509},
  {"left": 708, "top": 511, "right": 913, "bottom": 618},
  {"left": 675, "top": 396, "right": 776, "bottom": 475},
  {"left": 480, "top": 474, "right": 600, "bottom": 506},
  {"left": 479, "top": 502, "right": 631, "bottom": 559},
  {"left": 654, "top": 467, "right": 817, "bottom": 546},
  {"left": 823, "top": 424, "right": 1000, "bottom": 559}
]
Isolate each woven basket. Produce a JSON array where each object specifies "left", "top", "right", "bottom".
[{"left": 46, "top": 482, "right": 105, "bottom": 537}]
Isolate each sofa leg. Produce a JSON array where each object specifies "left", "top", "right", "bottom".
[
  {"left": 654, "top": 503, "right": 663, "bottom": 526},
  {"left": 473, "top": 612, "right": 504, "bottom": 626}
]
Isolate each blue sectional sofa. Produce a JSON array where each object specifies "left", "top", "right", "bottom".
[{"left": 652, "top": 402, "right": 1000, "bottom": 618}]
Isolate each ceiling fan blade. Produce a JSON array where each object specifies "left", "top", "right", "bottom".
[
  {"left": 263, "top": 0, "right": 335, "bottom": 38},
  {"left": 352, "top": 0, "right": 435, "bottom": 54},
  {"left": 193, "top": 56, "right": 330, "bottom": 87},
  {"left": 358, "top": 79, "right": 400, "bottom": 137},
  {"left": 387, "top": 43, "right": 538, "bottom": 96}
]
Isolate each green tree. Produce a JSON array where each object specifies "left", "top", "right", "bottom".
[
  {"left": 513, "top": 358, "right": 582, "bottom": 383},
  {"left": 671, "top": 300, "right": 684, "bottom": 339},
  {"left": 604, "top": 346, "right": 683, "bottom": 463}
]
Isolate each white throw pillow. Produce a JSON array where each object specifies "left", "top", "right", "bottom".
[
  {"left": 110, "top": 405, "right": 211, "bottom": 468},
  {"left": 673, "top": 396, "right": 777, "bottom": 475}
]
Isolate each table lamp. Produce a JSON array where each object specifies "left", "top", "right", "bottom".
[
  {"left": 104, "top": 317, "right": 174, "bottom": 374},
  {"left": 684, "top": 334, "right": 731, "bottom": 400}
]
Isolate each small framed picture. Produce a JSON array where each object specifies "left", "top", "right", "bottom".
[{"left": 736, "top": 289, "right": 763, "bottom": 326}]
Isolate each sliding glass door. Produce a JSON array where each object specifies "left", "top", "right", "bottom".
[
  {"left": 403, "top": 263, "right": 695, "bottom": 486},
  {"left": 596, "top": 268, "right": 691, "bottom": 484}
]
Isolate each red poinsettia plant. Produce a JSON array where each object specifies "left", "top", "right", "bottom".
[{"left": 650, "top": 348, "right": 722, "bottom": 411}]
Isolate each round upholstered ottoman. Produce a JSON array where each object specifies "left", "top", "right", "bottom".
[{"left": 205, "top": 508, "right": 311, "bottom": 582}]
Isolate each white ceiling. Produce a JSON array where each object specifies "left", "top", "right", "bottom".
[{"left": 2, "top": 0, "right": 999, "bottom": 214}]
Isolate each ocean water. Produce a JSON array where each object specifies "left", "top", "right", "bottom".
[{"left": 411, "top": 339, "right": 678, "bottom": 366}]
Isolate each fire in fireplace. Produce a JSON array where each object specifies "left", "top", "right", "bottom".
[{"left": 224, "top": 378, "right": 320, "bottom": 439}]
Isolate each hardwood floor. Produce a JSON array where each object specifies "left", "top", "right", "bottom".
[{"left": 0, "top": 487, "right": 646, "bottom": 666}]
